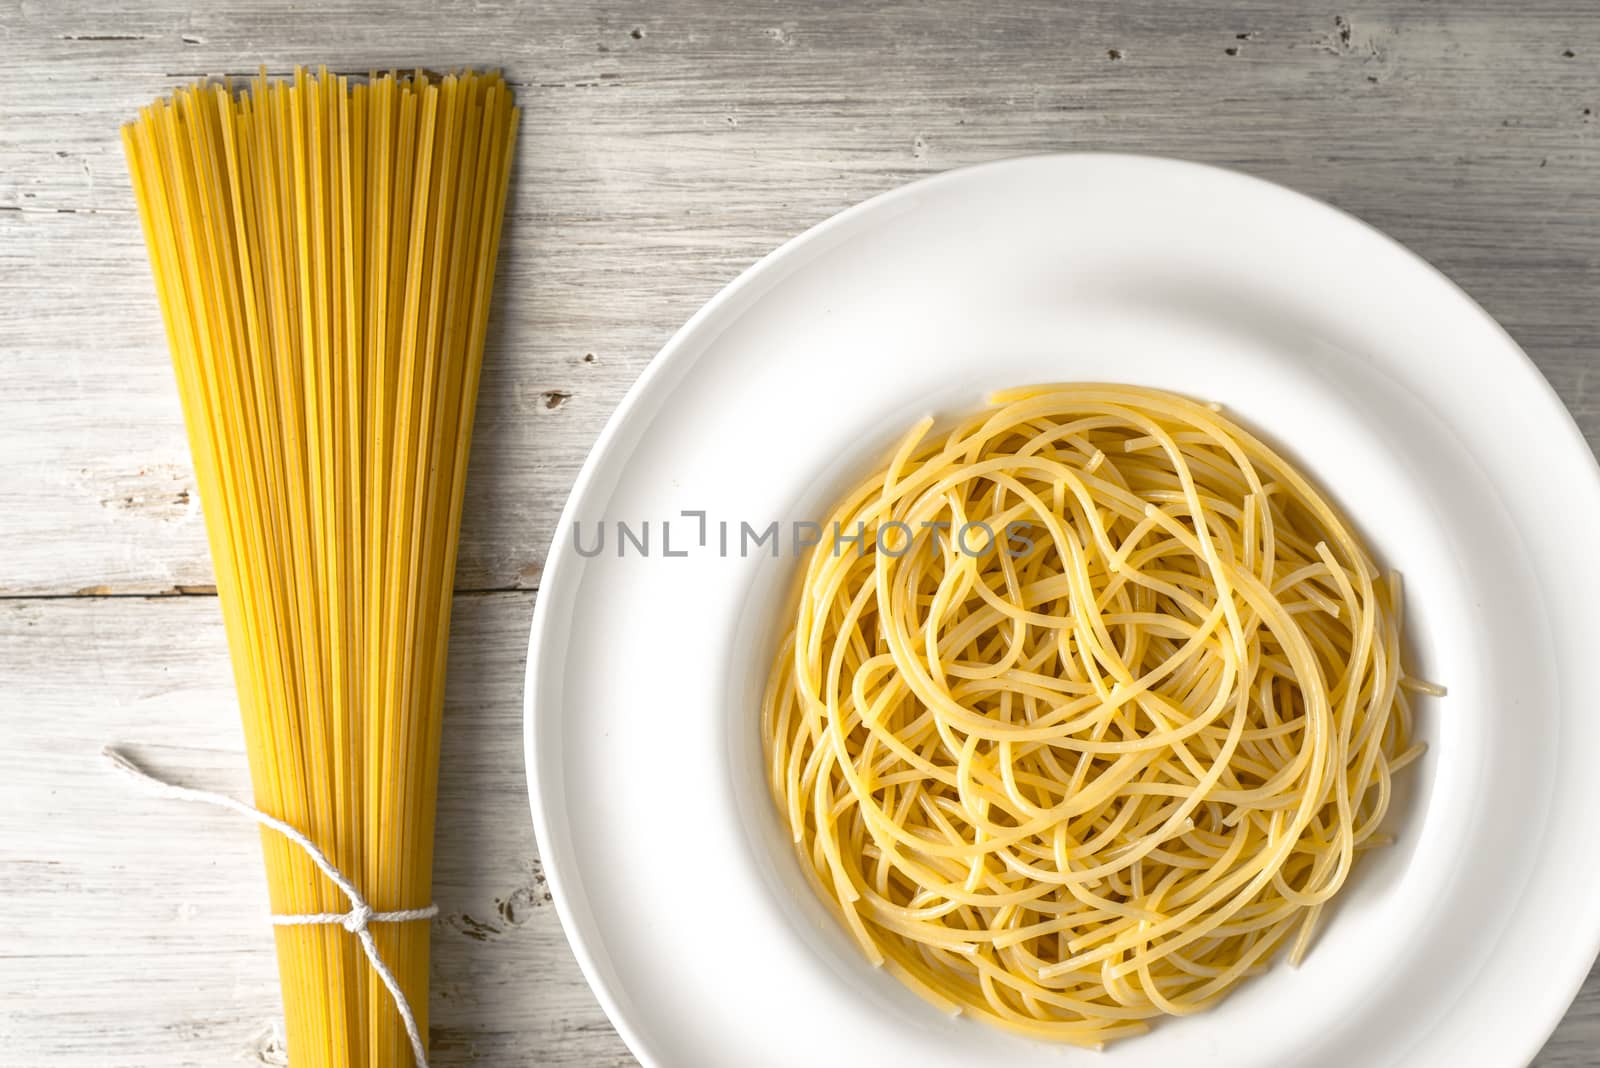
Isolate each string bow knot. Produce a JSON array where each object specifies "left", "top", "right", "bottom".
[{"left": 104, "top": 746, "right": 439, "bottom": 1067}]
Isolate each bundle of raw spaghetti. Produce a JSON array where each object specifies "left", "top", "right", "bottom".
[
  {"left": 764, "top": 384, "right": 1437, "bottom": 1047},
  {"left": 122, "top": 67, "right": 517, "bottom": 1065}
]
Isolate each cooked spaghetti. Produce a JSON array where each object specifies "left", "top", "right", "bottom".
[
  {"left": 122, "top": 68, "right": 517, "bottom": 1065},
  {"left": 763, "top": 383, "right": 1434, "bottom": 1046}
]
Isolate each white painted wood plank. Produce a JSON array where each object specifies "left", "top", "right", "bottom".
[
  {"left": 4, "top": 592, "right": 1598, "bottom": 1065},
  {"left": 4, "top": 0, "right": 1600, "bottom": 595},
  {"left": 0, "top": 592, "right": 632, "bottom": 1066}
]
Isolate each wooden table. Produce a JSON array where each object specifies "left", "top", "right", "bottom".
[{"left": 3, "top": 1, "right": 1597, "bottom": 1063}]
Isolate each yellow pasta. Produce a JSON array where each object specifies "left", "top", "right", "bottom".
[
  {"left": 122, "top": 67, "right": 517, "bottom": 1065},
  {"left": 763, "top": 384, "right": 1434, "bottom": 1046}
]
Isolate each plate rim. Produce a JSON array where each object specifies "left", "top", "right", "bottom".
[{"left": 521, "top": 152, "right": 1600, "bottom": 1068}]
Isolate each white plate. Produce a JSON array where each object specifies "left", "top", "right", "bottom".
[{"left": 523, "top": 155, "right": 1600, "bottom": 1067}]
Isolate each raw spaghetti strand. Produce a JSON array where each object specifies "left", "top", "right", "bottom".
[
  {"left": 763, "top": 383, "right": 1438, "bottom": 1047},
  {"left": 121, "top": 68, "right": 518, "bottom": 1066}
]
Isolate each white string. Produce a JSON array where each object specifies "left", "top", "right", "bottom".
[{"left": 102, "top": 746, "right": 437, "bottom": 1068}]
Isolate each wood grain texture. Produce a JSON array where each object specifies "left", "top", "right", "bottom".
[
  {"left": 0, "top": 0, "right": 1596, "bottom": 1063},
  {"left": 0, "top": 593, "right": 636, "bottom": 1066}
]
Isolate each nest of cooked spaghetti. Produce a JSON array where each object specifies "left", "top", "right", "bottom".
[{"left": 765, "top": 384, "right": 1435, "bottom": 1047}]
